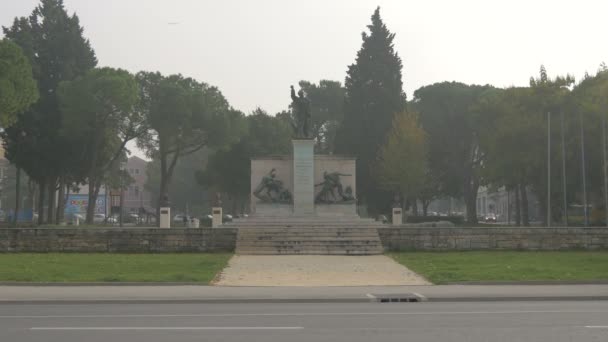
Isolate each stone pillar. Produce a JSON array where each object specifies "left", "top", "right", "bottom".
[
  {"left": 392, "top": 207, "right": 403, "bottom": 225},
  {"left": 292, "top": 139, "right": 315, "bottom": 215},
  {"left": 159, "top": 207, "right": 170, "bottom": 228},
  {"left": 212, "top": 207, "right": 222, "bottom": 228}
]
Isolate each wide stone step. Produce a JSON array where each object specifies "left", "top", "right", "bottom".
[
  {"left": 234, "top": 226, "right": 383, "bottom": 255},
  {"left": 237, "top": 235, "right": 381, "bottom": 240},
  {"left": 225, "top": 224, "right": 384, "bottom": 228},
  {"left": 237, "top": 250, "right": 382, "bottom": 255},
  {"left": 237, "top": 240, "right": 381, "bottom": 248},
  {"left": 232, "top": 217, "right": 378, "bottom": 221},
  {"left": 238, "top": 233, "right": 379, "bottom": 236},
  {"left": 234, "top": 227, "right": 382, "bottom": 231},
  {"left": 238, "top": 244, "right": 382, "bottom": 252},
  {"left": 238, "top": 237, "right": 381, "bottom": 242}
]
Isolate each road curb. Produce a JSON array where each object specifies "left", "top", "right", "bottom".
[
  {"left": 426, "top": 296, "right": 608, "bottom": 302},
  {"left": 445, "top": 280, "right": 608, "bottom": 285},
  {"left": 2, "top": 295, "right": 608, "bottom": 305},
  {"left": 0, "top": 298, "right": 374, "bottom": 305},
  {"left": 0, "top": 282, "right": 210, "bottom": 286}
]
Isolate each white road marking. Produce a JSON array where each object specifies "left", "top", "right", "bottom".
[
  {"left": 30, "top": 326, "right": 304, "bottom": 331},
  {"left": 5, "top": 310, "right": 608, "bottom": 319},
  {"left": 412, "top": 292, "right": 427, "bottom": 301},
  {"left": 585, "top": 326, "right": 608, "bottom": 328}
]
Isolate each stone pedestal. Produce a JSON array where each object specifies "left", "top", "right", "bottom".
[
  {"left": 292, "top": 140, "right": 315, "bottom": 215},
  {"left": 159, "top": 207, "right": 170, "bottom": 228},
  {"left": 212, "top": 207, "right": 222, "bottom": 228},
  {"left": 392, "top": 207, "right": 402, "bottom": 225}
]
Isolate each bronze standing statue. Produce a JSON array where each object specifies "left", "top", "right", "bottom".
[{"left": 290, "top": 85, "right": 311, "bottom": 139}]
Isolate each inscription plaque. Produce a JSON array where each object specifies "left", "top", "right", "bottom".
[{"left": 292, "top": 140, "right": 315, "bottom": 215}]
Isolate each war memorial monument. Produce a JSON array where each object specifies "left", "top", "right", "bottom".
[{"left": 223, "top": 86, "right": 385, "bottom": 255}]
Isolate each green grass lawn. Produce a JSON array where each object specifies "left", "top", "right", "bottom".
[
  {"left": 389, "top": 251, "right": 608, "bottom": 284},
  {"left": 0, "top": 253, "right": 232, "bottom": 283}
]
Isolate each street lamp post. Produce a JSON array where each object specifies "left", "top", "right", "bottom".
[
  {"left": 579, "top": 111, "right": 589, "bottom": 227},
  {"left": 119, "top": 164, "right": 125, "bottom": 228},
  {"left": 547, "top": 112, "right": 551, "bottom": 227},
  {"left": 603, "top": 113, "right": 608, "bottom": 227},
  {"left": 560, "top": 111, "right": 568, "bottom": 226}
]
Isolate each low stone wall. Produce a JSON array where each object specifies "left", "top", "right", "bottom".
[
  {"left": 379, "top": 227, "right": 608, "bottom": 251},
  {"left": 0, "top": 228, "right": 238, "bottom": 253},
  {"left": 3, "top": 227, "right": 608, "bottom": 253}
]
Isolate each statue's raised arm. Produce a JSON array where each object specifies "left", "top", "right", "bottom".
[
  {"left": 290, "top": 85, "right": 297, "bottom": 102},
  {"left": 289, "top": 85, "right": 311, "bottom": 139}
]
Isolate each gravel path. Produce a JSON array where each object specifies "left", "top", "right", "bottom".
[{"left": 213, "top": 255, "right": 431, "bottom": 286}]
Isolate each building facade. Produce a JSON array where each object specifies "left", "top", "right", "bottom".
[{"left": 123, "top": 156, "right": 153, "bottom": 215}]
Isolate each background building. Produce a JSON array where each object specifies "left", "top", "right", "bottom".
[{"left": 123, "top": 156, "right": 153, "bottom": 215}]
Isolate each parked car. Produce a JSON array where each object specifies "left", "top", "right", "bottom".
[
  {"left": 173, "top": 214, "right": 189, "bottom": 224},
  {"left": 93, "top": 213, "right": 106, "bottom": 223},
  {"left": 222, "top": 214, "right": 233, "bottom": 223},
  {"left": 127, "top": 213, "right": 140, "bottom": 223}
]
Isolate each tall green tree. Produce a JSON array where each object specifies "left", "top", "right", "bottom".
[
  {"left": 374, "top": 110, "right": 429, "bottom": 214},
  {"left": 413, "top": 82, "right": 493, "bottom": 223},
  {"left": 2, "top": 0, "right": 97, "bottom": 224},
  {"left": 58, "top": 67, "right": 142, "bottom": 223},
  {"left": 335, "top": 7, "right": 405, "bottom": 213},
  {"left": 474, "top": 67, "right": 575, "bottom": 226},
  {"left": 0, "top": 39, "right": 38, "bottom": 125},
  {"left": 136, "top": 72, "right": 240, "bottom": 220}
]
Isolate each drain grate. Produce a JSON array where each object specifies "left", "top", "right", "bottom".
[{"left": 371, "top": 293, "right": 426, "bottom": 303}]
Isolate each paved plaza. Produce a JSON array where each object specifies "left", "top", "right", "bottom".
[{"left": 213, "top": 255, "right": 430, "bottom": 286}]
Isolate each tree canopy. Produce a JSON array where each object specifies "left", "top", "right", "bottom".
[
  {"left": 58, "top": 67, "right": 141, "bottom": 222},
  {"left": 374, "top": 110, "right": 428, "bottom": 210},
  {"left": 0, "top": 39, "right": 38, "bottom": 125},
  {"left": 136, "top": 71, "right": 241, "bottom": 217}
]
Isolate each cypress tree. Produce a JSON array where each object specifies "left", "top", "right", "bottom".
[{"left": 336, "top": 7, "right": 405, "bottom": 214}]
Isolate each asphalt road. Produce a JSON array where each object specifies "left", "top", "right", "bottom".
[{"left": 2, "top": 301, "right": 608, "bottom": 342}]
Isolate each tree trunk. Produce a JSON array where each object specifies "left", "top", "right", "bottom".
[
  {"left": 13, "top": 167, "right": 21, "bottom": 226},
  {"left": 411, "top": 198, "right": 419, "bottom": 216},
  {"left": 55, "top": 179, "right": 66, "bottom": 225},
  {"left": 26, "top": 179, "right": 35, "bottom": 211},
  {"left": 86, "top": 181, "right": 97, "bottom": 224},
  {"left": 37, "top": 179, "right": 46, "bottom": 225},
  {"left": 520, "top": 184, "right": 530, "bottom": 227},
  {"left": 157, "top": 141, "right": 180, "bottom": 226},
  {"left": 463, "top": 172, "right": 480, "bottom": 224},
  {"left": 422, "top": 199, "right": 430, "bottom": 217},
  {"left": 47, "top": 179, "right": 56, "bottom": 224},
  {"left": 514, "top": 185, "right": 521, "bottom": 226}
]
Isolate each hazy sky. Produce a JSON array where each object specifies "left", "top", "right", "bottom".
[{"left": 2, "top": 0, "right": 607, "bottom": 115}]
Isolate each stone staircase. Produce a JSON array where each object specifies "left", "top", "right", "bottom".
[
  {"left": 225, "top": 216, "right": 386, "bottom": 255},
  {"left": 231, "top": 222, "right": 384, "bottom": 255}
]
